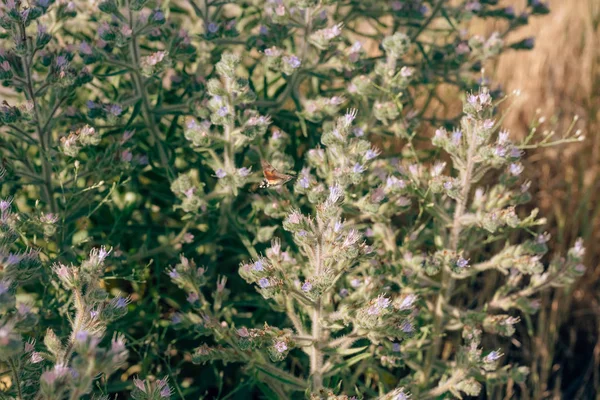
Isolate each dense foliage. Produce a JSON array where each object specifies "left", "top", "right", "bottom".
[{"left": 0, "top": 0, "right": 586, "bottom": 398}]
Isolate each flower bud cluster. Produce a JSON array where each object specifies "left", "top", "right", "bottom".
[
  {"left": 170, "top": 172, "right": 206, "bottom": 213},
  {"left": 131, "top": 376, "right": 174, "bottom": 400},
  {"left": 236, "top": 325, "right": 295, "bottom": 362},
  {"left": 167, "top": 255, "right": 207, "bottom": 300},
  {"left": 60, "top": 125, "right": 101, "bottom": 157},
  {"left": 264, "top": 46, "right": 302, "bottom": 75}
]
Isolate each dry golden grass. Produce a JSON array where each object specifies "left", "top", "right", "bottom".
[{"left": 479, "top": 0, "right": 600, "bottom": 397}]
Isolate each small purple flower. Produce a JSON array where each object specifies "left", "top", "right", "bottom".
[
  {"left": 238, "top": 167, "right": 251, "bottom": 177},
  {"left": 252, "top": 260, "right": 264, "bottom": 271},
  {"left": 353, "top": 163, "right": 366, "bottom": 174},
  {"left": 328, "top": 184, "right": 343, "bottom": 203},
  {"left": 456, "top": 42, "right": 470, "bottom": 55},
  {"left": 160, "top": 386, "right": 172, "bottom": 398},
  {"left": 376, "top": 295, "right": 391, "bottom": 309},
  {"left": 334, "top": 220, "right": 343, "bottom": 232},
  {"left": 215, "top": 169, "right": 227, "bottom": 179},
  {"left": 329, "top": 96, "right": 344, "bottom": 105},
  {"left": 168, "top": 268, "right": 180, "bottom": 279},
  {"left": 301, "top": 281, "right": 312, "bottom": 292},
  {"left": 108, "top": 104, "right": 122, "bottom": 116},
  {"left": 259, "top": 26, "right": 269, "bottom": 35},
  {"left": 510, "top": 147, "right": 523, "bottom": 158},
  {"left": 484, "top": 350, "right": 503, "bottom": 363},
  {"left": 400, "top": 67, "right": 413, "bottom": 78},
  {"left": 386, "top": 176, "right": 406, "bottom": 190},
  {"left": 80, "top": 41, "right": 93, "bottom": 55},
  {"left": 217, "top": 106, "right": 229, "bottom": 117},
  {"left": 365, "top": 148, "right": 379, "bottom": 161},
  {"left": 274, "top": 341, "right": 287, "bottom": 353},
  {"left": 392, "top": 342, "right": 401, "bottom": 352},
  {"left": 371, "top": 188, "right": 385, "bottom": 203},
  {"left": 112, "top": 296, "right": 131, "bottom": 309},
  {"left": 298, "top": 176, "right": 310, "bottom": 189},
  {"left": 479, "top": 92, "right": 491, "bottom": 105},
  {"left": 483, "top": 119, "right": 495, "bottom": 129},
  {"left": 171, "top": 313, "right": 182, "bottom": 324},
  {"left": 30, "top": 352, "right": 43, "bottom": 364},
  {"left": 573, "top": 238, "right": 586, "bottom": 258},
  {"left": 258, "top": 278, "right": 270, "bottom": 288},
  {"left": 367, "top": 305, "right": 380, "bottom": 316},
  {"left": 207, "top": 22, "right": 219, "bottom": 33},
  {"left": 465, "top": 1, "right": 481, "bottom": 12},
  {"left": 287, "top": 211, "right": 302, "bottom": 224},
  {"left": 434, "top": 128, "right": 446, "bottom": 139},
  {"left": 187, "top": 292, "right": 199, "bottom": 303},
  {"left": 97, "top": 246, "right": 111, "bottom": 262},
  {"left": 75, "top": 330, "right": 89, "bottom": 342},
  {"left": 400, "top": 320, "right": 414, "bottom": 333},
  {"left": 456, "top": 257, "right": 469, "bottom": 268},
  {"left": 6, "top": 253, "right": 20, "bottom": 265},
  {"left": 121, "top": 150, "right": 133, "bottom": 162},
  {"left": 134, "top": 378, "right": 146, "bottom": 393},
  {"left": 399, "top": 294, "right": 416, "bottom": 310},
  {"left": 153, "top": 10, "right": 165, "bottom": 22},
  {"left": 443, "top": 181, "right": 453, "bottom": 190},
  {"left": 451, "top": 129, "right": 462, "bottom": 144},
  {"left": 509, "top": 163, "right": 523, "bottom": 176},
  {"left": 283, "top": 55, "right": 301, "bottom": 69},
  {"left": 395, "top": 390, "right": 410, "bottom": 400},
  {"left": 0, "top": 198, "right": 13, "bottom": 211},
  {"left": 353, "top": 127, "right": 364, "bottom": 137},
  {"left": 494, "top": 146, "right": 507, "bottom": 158},
  {"left": 137, "top": 155, "right": 149, "bottom": 166},
  {"left": 524, "top": 37, "right": 535, "bottom": 48},
  {"left": 121, "top": 130, "right": 135, "bottom": 144},
  {"left": 56, "top": 55, "right": 68, "bottom": 68},
  {"left": 264, "top": 47, "right": 281, "bottom": 57},
  {"left": 344, "top": 108, "right": 357, "bottom": 124},
  {"left": 53, "top": 263, "right": 70, "bottom": 279}
]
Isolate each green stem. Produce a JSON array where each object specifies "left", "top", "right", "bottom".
[
  {"left": 17, "top": 22, "right": 57, "bottom": 215},
  {"left": 8, "top": 358, "right": 22, "bottom": 400},
  {"left": 127, "top": 6, "right": 174, "bottom": 180}
]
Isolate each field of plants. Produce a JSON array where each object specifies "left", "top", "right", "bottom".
[{"left": 0, "top": 0, "right": 598, "bottom": 399}]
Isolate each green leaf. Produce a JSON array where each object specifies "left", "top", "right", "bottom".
[
  {"left": 335, "top": 345, "right": 369, "bottom": 356},
  {"left": 326, "top": 352, "right": 372, "bottom": 376}
]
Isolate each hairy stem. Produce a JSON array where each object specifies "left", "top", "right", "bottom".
[
  {"left": 127, "top": 5, "right": 173, "bottom": 180},
  {"left": 423, "top": 122, "right": 477, "bottom": 385},
  {"left": 311, "top": 299, "right": 323, "bottom": 390},
  {"left": 8, "top": 358, "right": 22, "bottom": 400},
  {"left": 310, "top": 209, "right": 325, "bottom": 390},
  {"left": 17, "top": 22, "right": 57, "bottom": 214}
]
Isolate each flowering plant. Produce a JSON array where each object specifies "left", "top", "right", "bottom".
[{"left": 0, "top": 0, "right": 585, "bottom": 398}]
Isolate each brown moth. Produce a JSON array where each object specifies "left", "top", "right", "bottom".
[{"left": 260, "top": 159, "right": 294, "bottom": 188}]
